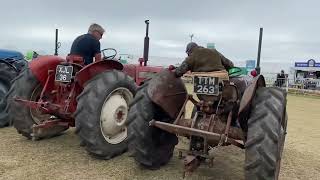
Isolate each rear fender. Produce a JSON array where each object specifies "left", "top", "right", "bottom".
[
  {"left": 147, "top": 69, "right": 188, "bottom": 119},
  {"left": 29, "top": 56, "right": 65, "bottom": 91},
  {"left": 76, "top": 60, "right": 123, "bottom": 87},
  {"left": 238, "top": 75, "right": 266, "bottom": 128}
]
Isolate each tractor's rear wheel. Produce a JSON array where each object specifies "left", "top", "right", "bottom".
[
  {"left": 8, "top": 68, "right": 56, "bottom": 138},
  {"left": 75, "top": 70, "right": 137, "bottom": 159},
  {"left": 127, "top": 82, "right": 178, "bottom": 169},
  {"left": 245, "top": 87, "right": 287, "bottom": 180},
  {"left": 0, "top": 62, "right": 18, "bottom": 127}
]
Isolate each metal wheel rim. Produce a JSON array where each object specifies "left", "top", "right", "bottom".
[
  {"left": 29, "top": 85, "right": 51, "bottom": 124},
  {"left": 100, "top": 87, "right": 133, "bottom": 144}
]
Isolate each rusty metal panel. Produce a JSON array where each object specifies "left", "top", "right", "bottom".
[
  {"left": 147, "top": 69, "right": 188, "bottom": 119},
  {"left": 238, "top": 75, "right": 266, "bottom": 116},
  {"left": 150, "top": 120, "right": 244, "bottom": 148}
]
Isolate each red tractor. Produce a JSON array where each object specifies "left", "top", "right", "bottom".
[
  {"left": 127, "top": 68, "right": 287, "bottom": 179},
  {"left": 5, "top": 20, "right": 163, "bottom": 159}
]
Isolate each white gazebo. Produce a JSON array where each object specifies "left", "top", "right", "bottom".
[{"left": 290, "top": 59, "right": 320, "bottom": 89}]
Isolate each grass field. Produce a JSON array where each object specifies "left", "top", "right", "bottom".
[{"left": 0, "top": 92, "right": 319, "bottom": 180}]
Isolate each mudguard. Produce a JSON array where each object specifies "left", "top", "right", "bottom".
[
  {"left": 76, "top": 60, "right": 123, "bottom": 87},
  {"left": 147, "top": 69, "right": 188, "bottom": 119},
  {"left": 238, "top": 75, "right": 266, "bottom": 129},
  {"left": 30, "top": 56, "right": 123, "bottom": 89},
  {"left": 29, "top": 55, "right": 65, "bottom": 89}
]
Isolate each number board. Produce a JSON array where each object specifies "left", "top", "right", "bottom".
[
  {"left": 193, "top": 76, "right": 219, "bottom": 95},
  {"left": 55, "top": 65, "right": 73, "bottom": 82}
]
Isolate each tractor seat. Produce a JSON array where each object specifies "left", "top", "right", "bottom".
[
  {"left": 66, "top": 55, "right": 85, "bottom": 66},
  {"left": 191, "top": 70, "right": 229, "bottom": 81}
]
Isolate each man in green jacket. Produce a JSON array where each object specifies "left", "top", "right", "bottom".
[{"left": 174, "top": 42, "right": 234, "bottom": 77}]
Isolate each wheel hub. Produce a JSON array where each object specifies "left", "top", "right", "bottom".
[
  {"left": 115, "top": 106, "right": 126, "bottom": 125},
  {"left": 100, "top": 88, "right": 133, "bottom": 144}
]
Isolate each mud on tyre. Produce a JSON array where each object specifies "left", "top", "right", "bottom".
[
  {"left": 127, "top": 82, "right": 178, "bottom": 169},
  {"left": 245, "top": 87, "right": 287, "bottom": 180},
  {"left": 75, "top": 70, "right": 137, "bottom": 159}
]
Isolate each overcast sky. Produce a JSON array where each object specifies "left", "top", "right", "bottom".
[{"left": 1, "top": 0, "right": 320, "bottom": 63}]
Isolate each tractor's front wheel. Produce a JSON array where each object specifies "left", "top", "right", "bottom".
[
  {"left": 245, "top": 87, "right": 287, "bottom": 180},
  {"left": 75, "top": 70, "right": 137, "bottom": 159}
]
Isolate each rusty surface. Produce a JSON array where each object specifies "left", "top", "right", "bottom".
[
  {"left": 238, "top": 75, "right": 266, "bottom": 115},
  {"left": 224, "top": 111, "right": 233, "bottom": 136},
  {"left": 197, "top": 100, "right": 215, "bottom": 114},
  {"left": 222, "top": 82, "right": 239, "bottom": 102},
  {"left": 189, "top": 95, "right": 198, "bottom": 105},
  {"left": 183, "top": 155, "right": 200, "bottom": 178},
  {"left": 173, "top": 96, "right": 189, "bottom": 125},
  {"left": 31, "top": 119, "right": 69, "bottom": 140},
  {"left": 175, "top": 115, "right": 243, "bottom": 141},
  {"left": 150, "top": 120, "right": 244, "bottom": 148},
  {"left": 147, "top": 69, "right": 188, "bottom": 119},
  {"left": 178, "top": 148, "right": 216, "bottom": 177},
  {"left": 229, "top": 77, "right": 247, "bottom": 99}
]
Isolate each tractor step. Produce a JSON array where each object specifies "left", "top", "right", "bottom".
[{"left": 31, "top": 119, "right": 69, "bottom": 141}]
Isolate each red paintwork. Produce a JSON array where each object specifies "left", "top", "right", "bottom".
[
  {"left": 123, "top": 64, "right": 137, "bottom": 81},
  {"left": 29, "top": 55, "right": 65, "bottom": 91},
  {"left": 76, "top": 60, "right": 123, "bottom": 87},
  {"left": 25, "top": 56, "right": 125, "bottom": 127},
  {"left": 22, "top": 55, "right": 165, "bottom": 130},
  {"left": 123, "top": 63, "right": 164, "bottom": 85},
  {"left": 250, "top": 69, "right": 258, "bottom": 77}
]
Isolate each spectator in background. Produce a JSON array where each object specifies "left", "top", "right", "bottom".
[{"left": 275, "top": 70, "right": 286, "bottom": 87}]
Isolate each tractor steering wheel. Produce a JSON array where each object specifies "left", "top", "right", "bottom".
[{"left": 101, "top": 48, "right": 117, "bottom": 60}]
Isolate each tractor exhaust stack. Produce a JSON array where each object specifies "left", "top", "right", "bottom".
[
  {"left": 143, "top": 20, "right": 150, "bottom": 66},
  {"left": 256, "top": 27, "right": 263, "bottom": 75},
  {"left": 54, "top": 29, "right": 59, "bottom": 55}
]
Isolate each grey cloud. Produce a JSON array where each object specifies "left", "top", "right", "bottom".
[{"left": 1, "top": 0, "right": 320, "bottom": 64}]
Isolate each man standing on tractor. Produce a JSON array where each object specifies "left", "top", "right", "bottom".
[
  {"left": 69, "top": 23, "right": 105, "bottom": 65},
  {"left": 173, "top": 42, "right": 234, "bottom": 77}
]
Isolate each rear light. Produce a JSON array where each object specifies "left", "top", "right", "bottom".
[{"left": 250, "top": 70, "right": 258, "bottom": 77}]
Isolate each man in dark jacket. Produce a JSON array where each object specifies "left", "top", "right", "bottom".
[
  {"left": 174, "top": 42, "right": 234, "bottom": 77},
  {"left": 69, "top": 23, "right": 105, "bottom": 65}
]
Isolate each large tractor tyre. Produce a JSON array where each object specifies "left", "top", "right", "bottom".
[
  {"left": 0, "top": 62, "right": 18, "bottom": 127},
  {"left": 75, "top": 70, "right": 137, "bottom": 159},
  {"left": 9, "top": 68, "right": 53, "bottom": 138},
  {"left": 12, "top": 59, "right": 28, "bottom": 73},
  {"left": 127, "top": 83, "right": 178, "bottom": 170},
  {"left": 245, "top": 87, "right": 287, "bottom": 180}
]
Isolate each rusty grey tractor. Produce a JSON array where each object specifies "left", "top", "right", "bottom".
[{"left": 127, "top": 68, "right": 287, "bottom": 180}]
